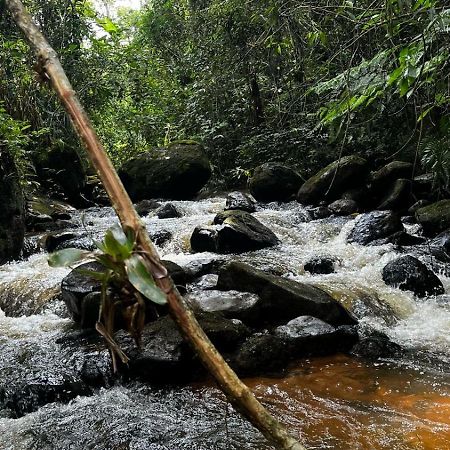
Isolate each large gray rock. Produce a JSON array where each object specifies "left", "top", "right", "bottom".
[
  {"left": 382, "top": 255, "right": 444, "bottom": 297},
  {"left": 0, "top": 148, "right": 25, "bottom": 263},
  {"left": 217, "top": 262, "right": 355, "bottom": 325},
  {"left": 190, "top": 210, "right": 279, "bottom": 253},
  {"left": 119, "top": 142, "right": 211, "bottom": 201},
  {"left": 347, "top": 210, "right": 404, "bottom": 245},
  {"left": 225, "top": 191, "right": 256, "bottom": 212},
  {"left": 249, "top": 163, "right": 302, "bottom": 202},
  {"left": 415, "top": 200, "right": 450, "bottom": 236},
  {"left": 298, "top": 155, "right": 368, "bottom": 205}
]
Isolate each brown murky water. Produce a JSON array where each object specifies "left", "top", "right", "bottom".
[{"left": 244, "top": 355, "right": 450, "bottom": 450}]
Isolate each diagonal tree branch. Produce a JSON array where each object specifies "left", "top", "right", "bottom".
[{"left": 4, "top": 0, "right": 306, "bottom": 449}]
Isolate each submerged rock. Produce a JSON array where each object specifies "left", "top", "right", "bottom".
[
  {"left": 298, "top": 155, "right": 368, "bottom": 205},
  {"left": 415, "top": 200, "right": 450, "bottom": 236},
  {"left": 119, "top": 142, "right": 211, "bottom": 201},
  {"left": 190, "top": 210, "right": 279, "bottom": 254},
  {"left": 304, "top": 256, "right": 336, "bottom": 275},
  {"left": 217, "top": 261, "right": 355, "bottom": 326},
  {"left": 0, "top": 147, "right": 25, "bottom": 263},
  {"left": 249, "top": 163, "right": 302, "bottom": 202},
  {"left": 382, "top": 255, "right": 444, "bottom": 297},
  {"left": 225, "top": 191, "right": 256, "bottom": 212},
  {"left": 347, "top": 210, "right": 404, "bottom": 245}
]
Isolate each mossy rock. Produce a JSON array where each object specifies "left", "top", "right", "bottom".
[{"left": 415, "top": 200, "right": 450, "bottom": 236}]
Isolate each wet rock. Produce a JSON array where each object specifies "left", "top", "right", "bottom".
[
  {"left": 43, "top": 232, "right": 78, "bottom": 252},
  {"left": 231, "top": 333, "right": 292, "bottom": 376},
  {"left": 369, "top": 231, "right": 426, "bottom": 247},
  {"left": 187, "top": 289, "right": 262, "bottom": 325},
  {"left": 351, "top": 330, "right": 402, "bottom": 359},
  {"left": 190, "top": 226, "right": 218, "bottom": 252},
  {"left": 225, "top": 191, "right": 256, "bottom": 212},
  {"left": 149, "top": 229, "right": 172, "bottom": 246},
  {"left": 217, "top": 262, "right": 355, "bottom": 326},
  {"left": 376, "top": 179, "right": 412, "bottom": 211},
  {"left": 382, "top": 255, "right": 444, "bottom": 297},
  {"left": 304, "top": 257, "right": 336, "bottom": 275},
  {"left": 413, "top": 173, "right": 434, "bottom": 200},
  {"left": 0, "top": 147, "right": 25, "bottom": 263},
  {"left": 156, "top": 203, "right": 182, "bottom": 219},
  {"left": 430, "top": 229, "right": 450, "bottom": 254},
  {"left": 415, "top": 200, "right": 450, "bottom": 236},
  {"left": 370, "top": 161, "right": 413, "bottom": 194},
  {"left": 191, "top": 211, "right": 279, "bottom": 254},
  {"left": 119, "top": 142, "right": 211, "bottom": 201},
  {"left": 161, "top": 260, "right": 188, "bottom": 294},
  {"left": 298, "top": 155, "right": 368, "bottom": 205},
  {"left": 249, "top": 163, "right": 302, "bottom": 202},
  {"left": 347, "top": 210, "right": 404, "bottom": 245},
  {"left": 274, "top": 316, "right": 358, "bottom": 356},
  {"left": 307, "top": 205, "right": 332, "bottom": 220},
  {"left": 135, "top": 199, "right": 161, "bottom": 216},
  {"left": 328, "top": 199, "right": 358, "bottom": 216}
]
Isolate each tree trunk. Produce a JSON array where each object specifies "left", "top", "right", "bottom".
[{"left": 5, "top": 1, "right": 306, "bottom": 449}]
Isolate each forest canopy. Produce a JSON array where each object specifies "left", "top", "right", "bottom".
[{"left": 1, "top": 0, "right": 449, "bottom": 193}]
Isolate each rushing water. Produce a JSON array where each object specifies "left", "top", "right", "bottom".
[{"left": 0, "top": 196, "right": 449, "bottom": 449}]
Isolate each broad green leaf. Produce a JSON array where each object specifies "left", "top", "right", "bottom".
[
  {"left": 48, "top": 248, "right": 90, "bottom": 267},
  {"left": 125, "top": 255, "right": 167, "bottom": 305},
  {"left": 76, "top": 268, "right": 109, "bottom": 282}
]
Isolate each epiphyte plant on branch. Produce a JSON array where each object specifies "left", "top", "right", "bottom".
[{"left": 48, "top": 224, "right": 167, "bottom": 372}]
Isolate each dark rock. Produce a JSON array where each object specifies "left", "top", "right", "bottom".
[
  {"left": 307, "top": 206, "right": 332, "bottom": 220},
  {"left": 369, "top": 231, "right": 426, "bottom": 247},
  {"left": 382, "top": 255, "right": 444, "bottom": 297},
  {"left": 135, "top": 199, "right": 161, "bottom": 216},
  {"left": 188, "top": 289, "right": 262, "bottom": 325},
  {"left": 298, "top": 155, "right": 369, "bottom": 205},
  {"left": 190, "top": 226, "right": 218, "bottom": 252},
  {"left": 34, "top": 144, "right": 87, "bottom": 206},
  {"left": 413, "top": 173, "right": 434, "bottom": 200},
  {"left": 161, "top": 260, "right": 188, "bottom": 294},
  {"left": 119, "top": 142, "right": 211, "bottom": 201},
  {"left": 149, "top": 229, "right": 172, "bottom": 246},
  {"left": 370, "top": 161, "right": 413, "bottom": 193},
  {"left": 231, "top": 334, "right": 292, "bottom": 376},
  {"left": 347, "top": 210, "right": 404, "bottom": 245},
  {"left": 328, "top": 199, "right": 358, "bottom": 216},
  {"left": 376, "top": 179, "right": 412, "bottom": 211},
  {"left": 274, "top": 316, "right": 358, "bottom": 356},
  {"left": 225, "top": 191, "right": 256, "bottom": 212},
  {"left": 249, "top": 163, "right": 302, "bottom": 202},
  {"left": 402, "top": 215, "right": 416, "bottom": 225},
  {"left": 415, "top": 200, "right": 450, "bottom": 236},
  {"left": 352, "top": 330, "right": 402, "bottom": 359},
  {"left": 191, "top": 211, "right": 279, "bottom": 254},
  {"left": 44, "top": 232, "right": 78, "bottom": 252},
  {"left": 217, "top": 262, "right": 355, "bottom": 326},
  {"left": 156, "top": 203, "right": 182, "bottom": 219},
  {"left": 430, "top": 229, "right": 450, "bottom": 254},
  {"left": 408, "top": 200, "right": 430, "bottom": 215},
  {"left": 304, "top": 257, "right": 336, "bottom": 274},
  {"left": 0, "top": 147, "right": 25, "bottom": 262}
]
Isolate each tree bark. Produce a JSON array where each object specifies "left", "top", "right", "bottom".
[{"left": 5, "top": 1, "right": 306, "bottom": 449}]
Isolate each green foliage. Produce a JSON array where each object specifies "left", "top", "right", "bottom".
[{"left": 48, "top": 224, "right": 166, "bottom": 370}]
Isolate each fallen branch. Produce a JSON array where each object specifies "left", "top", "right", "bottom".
[{"left": 5, "top": 1, "right": 306, "bottom": 448}]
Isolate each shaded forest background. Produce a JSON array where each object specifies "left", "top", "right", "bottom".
[{"left": 1, "top": 0, "right": 449, "bottom": 200}]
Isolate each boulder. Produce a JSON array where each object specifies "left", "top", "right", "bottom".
[
  {"left": 217, "top": 262, "right": 355, "bottom": 326},
  {"left": 187, "top": 289, "right": 262, "bottom": 325},
  {"left": 307, "top": 205, "right": 332, "bottom": 220},
  {"left": 135, "top": 199, "right": 161, "bottom": 216},
  {"left": 351, "top": 330, "right": 402, "bottom": 359},
  {"left": 190, "top": 210, "right": 279, "bottom": 254},
  {"left": 34, "top": 144, "right": 87, "bottom": 206},
  {"left": 328, "top": 199, "right": 358, "bottom": 216},
  {"left": 430, "top": 229, "right": 450, "bottom": 254},
  {"left": 249, "top": 163, "right": 302, "bottom": 202},
  {"left": 347, "top": 210, "right": 404, "bottom": 245},
  {"left": 408, "top": 199, "right": 429, "bottom": 215},
  {"left": 225, "top": 191, "right": 256, "bottom": 212},
  {"left": 370, "top": 161, "right": 413, "bottom": 193},
  {"left": 376, "top": 179, "right": 412, "bottom": 211},
  {"left": 156, "top": 203, "right": 182, "bottom": 219},
  {"left": 274, "top": 316, "right": 358, "bottom": 356},
  {"left": 412, "top": 173, "right": 434, "bottom": 201},
  {"left": 415, "top": 200, "right": 450, "bottom": 236},
  {"left": 119, "top": 142, "right": 211, "bottom": 201},
  {"left": 382, "top": 255, "right": 444, "bottom": 297},
  {"left": 304, "top": 256, "right": 336, "bottom": 275},
  {"left": 0, "top": 147, "right": 25, "bottom": 263},
  {"left": 298, "top": 155, "right": 368, "bottom": 205}
]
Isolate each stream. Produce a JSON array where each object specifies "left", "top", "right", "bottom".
[{"left": 0, "top": 196, "right": 449, "bottom": 449}]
